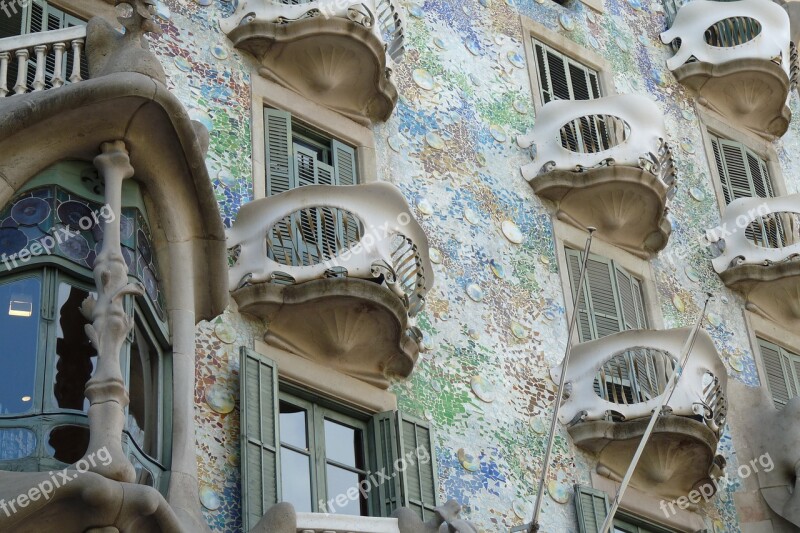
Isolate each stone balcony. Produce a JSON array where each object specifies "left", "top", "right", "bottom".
[
  {"left": 706, "top": 194, "right": 800, "bottom": 330},
  {"left": 553, "top": 328, "right": 728, "bottom": 498},
  {"left": 0, "top": 26, "right": 87, "bottom": 97},
  {"left": 220, "top": 0, "right": 404, "bottom": 124},
  {"left": 518, "top": 94, "right": 676, "bottom": 258},
  {"left": 226, "top": 182, "right": 433, "bottom": 388},
  {"left": 661, "top": 0, "right": 796, "bottom": 139}
]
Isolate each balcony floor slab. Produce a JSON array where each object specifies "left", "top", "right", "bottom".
[
  {"left": 233, "top": 278, "right": 418, "bottom": 388},
  {"left": 531, "top": 165, "right": 671, "bottom": 257},
  {"left": 673, "top": 59, "right": 791, "bottom": 140}
]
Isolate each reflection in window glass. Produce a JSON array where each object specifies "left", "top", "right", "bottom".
[
  {"left": 53, "top": 283, "right": 97, "bottom": 412},
  {"left": 47, "top": 425, "right": 89, "bottom": 464},
  {"left": 280, "top": 447, "right": 313, "bottom": 512},
  {"left": 127, "top": 325, "right": 157, "bottom": 455},
  {"left": 279, "top": 401, "right": 308, "bottom": 450},
  {"left": 326, "top": 464, "right": 367, "bottom": 516},
  {"left": 0, "top": 428, "right": 37, "bottom": 460},
  {"left": 0, "top": 277, "right": 41, "bottom": 415},
  {"left": 324, "top": 419, "right": 363, "bottom": 468}
]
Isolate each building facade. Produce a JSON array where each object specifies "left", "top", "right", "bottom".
[{"left": 0, "top": 0, "right": 799, "bottom": 531}]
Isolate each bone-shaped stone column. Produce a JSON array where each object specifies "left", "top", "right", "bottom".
[{"left": 79, "top": 141, "right": 143, "bottom": 482}]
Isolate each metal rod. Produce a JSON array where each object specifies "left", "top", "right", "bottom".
[
  {"left": 516, "top": 227, "right": 596, "bottom": 533},
  {"left": 599, "top": 293, "right": 713, "bottom": 533}
]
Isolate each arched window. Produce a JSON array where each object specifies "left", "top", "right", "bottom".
[{"left": 0, "top": 161, "right": 169, "bottom": 491}]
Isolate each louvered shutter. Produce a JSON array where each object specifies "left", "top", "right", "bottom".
[
  {"left": 240, "top": 347, "right": 281, "bottom": 530},
  {"left": 566, "top": 248, "right": 595, "bottom": 343},
  {"left": 264, "top": 109, "right": 295, "bottom": 264},
  {"left": 371, "top": 411, "right": 403, "bottom": 517},
  {"left": 585, "top": 255, "right": 624, "bottom": 338},
  {"left": 0, "top": 1, "right": 23, "bottom": 38},
  {"left": 575, "top": 485, "right": 610, "bottom": 533},
  {"left": 395, "top": 413, "right": 438, "bottom": 522},
  {"left": 759, "top": 339, "right": 793, "bottom": 408},
  {"left": 332, "top": 140, "right": 361, "bottom": 249}
]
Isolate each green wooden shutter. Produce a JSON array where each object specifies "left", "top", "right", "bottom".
[
  {"left": 265, "top": 109, "right": 295, "bottom": 264},
  {"left": 758, "top": 339, "right": 800, "bottom": 408},
  {"left": 264, "top": 108, "right": 294, "bottom": 197},
  {"left": 371, "top": 411, "right": 403, "bottom": 517},
  {"left": 0, "top": 1, "right": 24, "bottom": 37},
  {"left": 575, "top": 485, "right": 610, "bottom": 533},
  {"left": 566, "top": 248, "right": 595, "bottom": 342},
  {"left": 240, "top": 347, "right": 281, "bottom": 530},
  {"left": 397, "top": 413, "right": 438, "bottom": 521},
  {"left": 711, "top": 135, "right": 774, "bottom": 204},
  {"left": 331, "top": 140, "right": 360, "bottom": 249},
  {"left": 585, "top": 255, "right": 624, "bottom": 338}
]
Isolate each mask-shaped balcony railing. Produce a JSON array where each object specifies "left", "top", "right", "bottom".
[
  {"left": 226, "top": 183, "right": 432, "bottom": 387},
  {"left": 0, "top": 26, "right": 87, "bottom": 98},
  {"left": 706, "top": 194, "right": 800, "bottom": 326},
  {"left": 552, "top": 328, "right": 728, "bottom": 496},
  {"left": 554, "top": 328, "right": 727, "bottom": 434},
  {"left": 518, "top": 94, "right": 676, "bottom": 257},
  {"left": 220, "top": 0, "right": 404, "bottom": 123},
  {"left": 661, "top": 0, "right": 796, "bottom": 138},
  {"left": 227, "top": 182, "right": 431, "bottom": 317}
]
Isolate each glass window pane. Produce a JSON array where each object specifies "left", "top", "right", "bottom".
[
  {"left": 0, "top": 277, "right": 41, "bottom": 415},
  {"left": 53, "top": 283, "right": 97, "bottom": 412},
  {"left": 326, "top": 464, "right": 367, "bottom": 516},
  {"left": 279, "top": 401, "right": 307, "bottom": 450},
  {"left": 280, "top": 447, "right": 312, "bottom": 512},
  {"left": 324, "top": 419, "right": 364, "bottom": 469},
  {"left": 0, "top": 428, "right": 37, "bottom": 460},
  {"left": 127, "top": 324, "right": 159, "bottom": 457}
]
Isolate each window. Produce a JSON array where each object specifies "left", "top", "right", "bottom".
[
  {"left": 0, "top": 162, "right": 169, "bottom": 491},
  {"left": 532, "top": 40, "right": 602, "bottom": 105},
  {"left": 565, "top": 249, "right": 648, "bottom": 342},
  {"left": 240, "top": 348, "right": 438, "bottom": 529},
  {"left": 757, "top": 338, "right": 800, "bottom": 409},
  {"left": 575, "top": 486, "right": 681, "bottom": 533},
  {"left": 530, "top": 40, "right": 621, "bottom": 154},
  {"left": 264, "top": 108, "right": 361, "bottom": 266},
  {"left": 707, "top": 134, "right": 793, "bottom": 247},
  {"left": 0, "top": 0, "right": 88, "bottom": 90},
  {"left": 565, "top": 250, "right": 660, "bottom": 407}
]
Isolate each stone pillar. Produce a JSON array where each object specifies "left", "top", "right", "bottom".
[{"left": 79, "top": 140, "right": 142, "bottom": 482}]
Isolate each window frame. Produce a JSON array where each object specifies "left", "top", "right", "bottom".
[
  {"left": 278, "top": 387, "right": 371, "bottom": 515},
  {"left": 251, "top": 75, "right": 377, "bottom": 200},
  {"left": 0, "top": 163, "right": 171, "bottom": 491},
  {"left": 521, "top": 17, "right": 614, "bottom": 116},
  {"left": 240, "top": 346, "right": 439, "bottom": 530},
  {"left": 553, "top": 221, "right": 663, "bottom": 348},
  {"left": 697, "top": 108, "right": 787, "bottom": 214}
]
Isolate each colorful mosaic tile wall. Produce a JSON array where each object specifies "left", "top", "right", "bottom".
[{"left": 142, "top": 0, "right": 800, "bottom": 531}]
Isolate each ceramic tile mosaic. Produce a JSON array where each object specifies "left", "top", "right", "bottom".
[{"left": 137, "top": 0, "right": 800, "bottom": 530}]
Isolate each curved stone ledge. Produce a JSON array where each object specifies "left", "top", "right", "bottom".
[
  {"left": 531, "top": 165, "right": 672, "bottom": 257},
  {"left": 225, "top": 16, "right": 398, "bottom": 124},
  {"left": 672, "top": 59, "right": 791, "bottom": 139},
  {"left": 571, "top": 416, "right": 722, "bottom": 498},
  {"left": 234, "top": 278, "right": 419, "bottom": 388}
]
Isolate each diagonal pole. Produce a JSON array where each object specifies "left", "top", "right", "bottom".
[
  {"left": 512, "top": 227, "right": 596, "bottom": 533},
  {"left": 599, "top": 293, "right": 713, "bottom": 533}
]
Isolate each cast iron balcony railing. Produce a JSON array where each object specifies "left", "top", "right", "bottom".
[
  {"left": 661, "top": 0, "right": 797, "bottom": 139},
  {"left": 706, "top": 194, "right": 800, "bottom": 328},
  {"left": 0, "top": 25, "right": 86, "bottom": 97},
  {"left": 553, "top": 328, "right": 728, "bottom": 497},
  {"left": 226, "top": 182, "right": 433, "bottom": 387},
  {"left": 518, "top": 94, "right": 676, "bottom": 257},
  {"left": 221, "top": 0, "right": 404, "bottom": 123}
]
